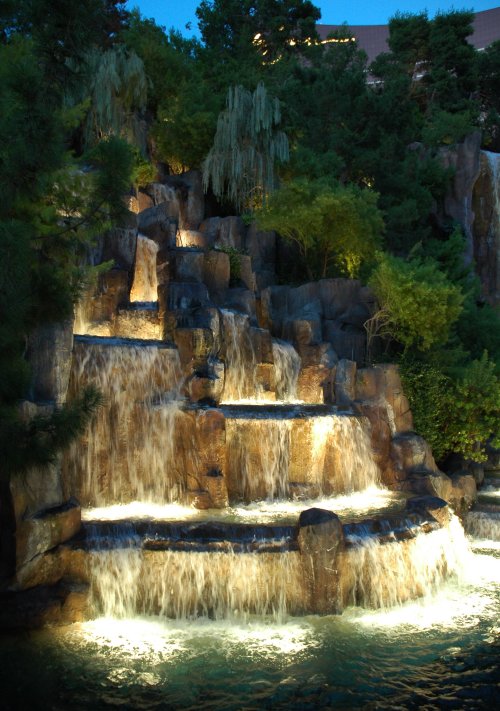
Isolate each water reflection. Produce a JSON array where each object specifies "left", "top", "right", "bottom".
[{"left": 1, "top": 549, "right": 498, "bottom": 710}]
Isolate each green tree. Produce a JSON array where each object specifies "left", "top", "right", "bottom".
[
  {"left": 401, "top": 353, "right": 500, "bottom": 463},
  {"left": 203, "top": 82, "right": 289, "bottom": 209},
  {"left": 257, "top": 179, "right": 383, "bottom": 279},
  {"left": 72, "top": 45, "right": 148, "bottom": 147},
  {"left": 0, "top": 7, "right": 134, "bottom": 479},
  {"left": 196, "top": 0, "right": 320, "bottom": 63},
  {"left": 367, "top": 253, "right": 464, "bottom": 353},
  {"left": 278, "top": 27, "right": 371, "bottom": 183},
  {"left": 478, "top": 40, "right": 500, "bottom": 149}
]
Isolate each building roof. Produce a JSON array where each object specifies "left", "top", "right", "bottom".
[{"left": 316, "top": 7, "right": 500, "bottom": 65}]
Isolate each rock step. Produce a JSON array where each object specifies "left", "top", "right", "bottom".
[
  {"left": 74, "top": 334, "right": 175, "bottom": 349},
  {"left": 76, "top": 520, "right": 297, "bottom": 554},
  {"left": 218, "top": 403, "right": 343, "bottom": 419},
  {"left": 74, "top": 503, "right": 441, "bottom": 554}
]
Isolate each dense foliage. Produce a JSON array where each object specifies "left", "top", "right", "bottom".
[
  {"left": 257, "top": 180, "right": 383, "bottom": 279},
  {"left": 367, "top": 253, "right": 464, "bottom": 353},
  {"left": 0, "top": 0, "right": 135, "bottom": 476},
  {"left": 203, "top": 83, "right": 289, "bottom": 209}
]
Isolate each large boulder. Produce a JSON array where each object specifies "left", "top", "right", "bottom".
[
  {"left": 165, "top": 171, "right": 204, "bottom": 229},
  {"left": 297, "top": 508, "right": 344, "bottom": 614},
  {"left": 174, "top": 250, "right": 206, "bottom": 283},
  {"left": 138, "top": 203, "right": 176, "bottom": 247},
  {"left": 245, "top": 224, "right": 276, "bottom": 272},
  {"left": 297, "top": 343, "right": 337, "bottom": 403},
  {"left": 186, "top": 358, "right": 225, "bottom": 405},
  {"left": 27, "top": 320, "right": 74, "bottom": 405},
  {"left": 146, "top": 182, "right": 180, "bottom": 219},
  {"left": 355, "top": 364, "right": 413, "bottom": 433},
  {"left": 168, "top": 282, "right": 210, "bottom": 311},
  {"left": 334, "top": 359, "right": 357, "bottom": 407},
  {"left": 74, "top": 268, "right": 130, "bottom": 333},
  {"left": 388, "top": 432, "right": 438, "bottom": 484},
  {"left": 471, "top": 150, "right": 500, "bottom": 306},
  {"left": 200, "top": 216, "right": 246, "bottom": 251},
  {"left": 323, "top": 322, "right": 366, "bottom": 365},
  {"left": 439, "top": 132, "right": 482, "bottom": 264},
  {"left": 203, "top": 251, "right": 230, "bottom": 301},
  {"left": 15, "top": 499, "right": 81, "bottom": 580},
  {"left": 101, "top": 211, "right": 138, "bottom": 270}
]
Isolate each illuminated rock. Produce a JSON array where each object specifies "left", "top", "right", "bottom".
[{"left": 297, "top": 508, "right": 344, "bottom": 614}]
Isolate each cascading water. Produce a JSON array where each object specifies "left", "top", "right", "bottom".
[
  {"left": 220, "top": 310, "right": 260, "bottom": 402},
  {"left": 87, "top": 546, "right": 304, "bottom": 621},
  {"left": 342, "top": 515, "right": 470, "bottom": 609},
  {"left": 87, "top": 530, "right": 143, "bottom": 619},
  {"left": 465, "top": 510, "right": 500, "bottom": 542},
  {"left": 226, "top": 418, "right": 292, "bottom": 501},
  {"left": 63, "top": 337, "right": 183, "bottom": 506},
  {"left": 272, "top": 339, "right": 301, "bottom": 402},
  {"left": 224, "top": 412, "right": 380, "bottom": 503},
  {"left": 53, "top": 234, "right": 500, "bottom": 709},
  {"left": 130, "top": 235, "right": 159, "bottom": 303}
]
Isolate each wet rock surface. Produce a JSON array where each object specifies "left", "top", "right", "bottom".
[{"left": 8, "top": 167, "right": 486, "bottom": 627}]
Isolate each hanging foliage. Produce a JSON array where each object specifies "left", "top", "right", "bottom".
[
  {"left": 203, "top": 82, "right": 289, "bottom": 210},
  {"left": 69, "top": 45, "right": 148, "bottom": 148}
]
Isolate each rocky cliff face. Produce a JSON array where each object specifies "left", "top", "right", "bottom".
[
  {"left": 3, "top": 169, "right": 479, "bottom": 627},
  {"left": 440, "top": 134, "right": 500, "bottom": 306},
  {"left": 472, "top": 151, "right": 500, "bottom": 306}
]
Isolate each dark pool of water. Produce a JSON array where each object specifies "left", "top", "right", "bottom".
[{"left": 0, "top": 545, "right": 498, "bottom": 711}]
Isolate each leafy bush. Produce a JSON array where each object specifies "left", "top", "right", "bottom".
[
  {"left": 401, "top": 352, "right": 500, "bottom": 463},
  {"left": 367, "top": 253, "right": 464, "bottom": 352},
  {"left": 257, "top": 179, "right": 383, "bottom": 280}
]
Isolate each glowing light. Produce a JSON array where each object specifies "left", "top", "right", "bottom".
[
  {"left": 231, "top": 487, "right": 398, "bottom": 524},
  {"left": 83, "top": 502, "right": 201, "bottom": 522},
  {"left": 350, "top": 549, "right": 500, "bottom": 631},
  {"left": 79, "top": 616, "right": 314, "bottom": 659},
  {"left": 321, "top": 37, "right": 356, "bottom": 44},
  {"left": 79, "top": 617, "right": 186, "bottom": 658},
  {"left": 130, "top": 235, "right": 159, "bottom": 303}
]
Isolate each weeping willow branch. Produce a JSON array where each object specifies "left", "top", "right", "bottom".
[
  {"left": 67, "top": 46, "right": 148, "bottom": 149},
  {"left": 203, "top": 83, "right": 289, "bottom": 210}
]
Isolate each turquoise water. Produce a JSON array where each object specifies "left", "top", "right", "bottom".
[{"left": 0, "top": 544, "right": 498, "bottom": 710}]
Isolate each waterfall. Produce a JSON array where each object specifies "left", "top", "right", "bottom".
[
  {"left": 272, "top": 339, "right": 301, "bottom": 402},
  {"left": 64, "top": 337, "right": 183, "bottom": 506},
  {"left": 221, "top": 310, "right": 260, "bottom": 402},
  {"left": 226, "top": 419, "right": 292, "bottom": 501},
  {"left": 130, "top": 235, "right": 159, "bottom": 303},
  {"left": 465, "top": 510, "right": 500, "bottom": 541},
  {"left": 324, "top": 416, "right": 381, "bottom": 493},
  {"left": 87, "top": 546, "right": 304, "bottom": 621},
  {"left": 224, "top": 413, "right": 380, "bottom": 503},
  {"left": 342, "top": 515, "right": 470, "bottom": 609},
  {"left": 87, "top": 528, "right": 143, "bottom": 618}
]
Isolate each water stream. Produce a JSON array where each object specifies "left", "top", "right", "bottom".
[
  {"left": 41, "top": 277, "right": 500, "bottom": 709},
  {"left": 1, "top": 539, "right": 497, "bottom": 710},
  {"left": 63, "top": 337, "right": 183, "bottom": 506}
]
